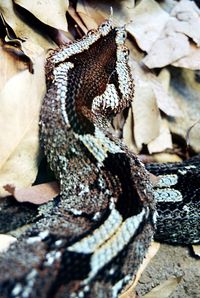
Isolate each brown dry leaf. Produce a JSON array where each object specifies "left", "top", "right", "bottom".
[
  {"left": 143, "top": 28, "right": 190, "bottom": 69},
  {"left": 127, "top": 0, "right": 170, "bottom": 52},
  {"left": 68, "top": 4, "right": 89, "bottom": 34},
  {"left": 148, "top": 119, "right": 173, "bottom": 154},
  {"left": 76, "top": 0, "right": 136, "bottom": 29},
  {"left": 131, "top": 74, "right": 161, "bottom": 151},
  {"left": 151, "top": 69, "right": 182, "bottom": 117},
  {"left": 192, "top": 245, "right": 200, "bottom": 257},
  {"left": 0, "top": 43, "right": 46, "bottom": 197},
  {"left": 0, "top": 234, "right": 17, "bottom": 253},
  {"left": 168, "top": 68, "right": 200, "bottom": 152},
  {"left": 124, "top": 58, "right": 179, "bottom": 152},
  {"left": 14, "top": 0, "right": 69, "bottom": 32},
  {"left": 120, "top": 242, "right": 160, "bottom": 298},
  {"left": 142, "top": 276, "right": 182, "bottom": 298},
  {"left": 4, "top": 181, "right": 59, "bottom": 205},
  {"left": 76, "top": 0, "right": 100, "bottom": 30},
  {"left": 0, "top": 0, "right": 55, "bottom": 50},
  {"left": 142, "top": 0, "right": 200, "bottom": 68},
  {"left": 172, "top": 44, "right": 200, "bottom": 69},
  {"left": 130, "top": 59, "right": 181, "bottom": 117},
  {"left": 0, "top": 42, "right": 27, "bottom": 89},
  {"left": 171, "top": 0, "right": 200, "bottom": 46},
  {"left": 123, "top": 107, "right": 137, "bottom": 153}
]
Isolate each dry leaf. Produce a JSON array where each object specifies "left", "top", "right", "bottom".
[
  {"left": 171, "top": 0, "right": 200, "bottom": 46},
  {"left": 130, "top": 59, "right": 181, "bottom": 117},
  {"left": 125, "top": 58, "right": 180, "bottom": 152},
  {"left": 142, "top": 0, "right": 200, "bottom": 68},
  {"left": 172, "top": 44, "right": 200, "bottom": 69},
  {"left": 158, "top": 68, "right": 171, "bottom": 92},
  {"left": 192, "top": 245, "right": 200, "bottom": 257},
  {"left": 123, "top": 107, "right": 137, "bottom": 153},
  {"left": 76, "top": 0, "right": 100, "bottom": 30},
  {"left": 168, "top": 68, "right": 200, "bottom": 152},
  {"left": 120, "top": 242, "right": 160, "bottom": 298},
  {"left": 77, "top": 0, "right": 136, "bottom": 29},
  {"left": 132, "top": 76, "right": 161, "bottom": 151},
  {"left": 143, "top": 29, "right": 190, "bottom": 69},
  {"left": 68, "top": 3, "right": 89, "bottom": 34},
  {"left": 0, "top": 42, "right": 27, "bottom": 89},
  {"left": 148, "top": 119, "right": 173, "bottom": 154},
  {"left": 0, "top": 43, "right": 46, "bottom": 197},
  {"left": 4, "top": 181, "right": 59, "bottom": 205},
  {"left": 142, "top": 276, "right": 182, "bottom": 298},
  {"left": 0, "top": 234, "right": 17, "bottom": 253},
  {"left": 14, "top": 0, "right": 69, "bottom": 32},
  {"left": 0, "top": 0, "right": 55, "bottom": 50},
  {"left": 151, "top": 73, "right": 182, "bottom": 117},
  {"left": 127, "top": 0, "right": 170, "bottom": 52}
]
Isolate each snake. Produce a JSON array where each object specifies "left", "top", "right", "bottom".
[{"left": 0, "top": 19, "right": 199, "bottom": 298}]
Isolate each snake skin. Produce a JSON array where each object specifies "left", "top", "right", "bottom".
[
  {"left": 0, "top": 19, "right": 199, "bottom": 298},
  {"left": 147, "top": 155, "right": 200, "bottom": 244}
]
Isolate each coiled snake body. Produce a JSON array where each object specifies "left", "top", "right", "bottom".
[{"left": 0, "top": 20, "right": 199, "bottom": 298}]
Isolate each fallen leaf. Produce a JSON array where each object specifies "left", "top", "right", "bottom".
[
  {"left": 76, "top": 0, "right": 136, "bottom": 29},
  {"left": 0, "top": 0, "right": 55, "bottom": 50},
  {"left": 186, "top": 120, "right": 200, "bottom": 148},
  {"left": 4, "top": 181, "right": 59, "bottom": 205},
  {"left": 168, "top": 68, "right": 200, "bottom": 152},
  {"left": 142, "top": 276, "right": 182, "bottom": 298},
  {"left": 68, "top": 3, "right": 89, "bottom": 34},
  {"left": 0, "top": 43, "right": 46, "bottom": 197},
  {"left": 125, "top": 58, "right": 180, "bottom": 152},
  {"left": 157, "top": 68, "right": 170, "bottom": 92},
  {"left": 172, "top": 44, "right": 200, "bottom": 70},
  {"left": 14, "top": 0, "right": 69, "bottom": 32},
  {"left": 0, "top": 234, "right": 17, "bottom": 253},
  {"left": 143, "top": 29, "right": 190, "bottom": 69},
  {"left": 0, "top": 41, "right": 27, "bottom": 89},
  {"left": 123, "top": 107, "right": 138, "bottom": 153},
  {"left": 130, "top": 59, "right": 181, "bottom": 118},
  {"left": 151, "top": 73, "right": 182, "bottom": 117},
  {"left": 76, "top": 0, "right": 100, "bottom": 30},
  {"left": 171, "top": 0, "right": 200, "bottom": 46},
  {"left": 120, "top": 242, "right": 160, "bottom": 298},
  {"left": 127, "top": 0, "right": 170, "bottom": 52},
  {"left": 148, "top": 119, "right": 173, "bottom": 154},
  {"left": 142, "top": 0, "right": 200, "bottom": 68},
  {"left": 132, "top": 75, "right": 161, "bottom": 151}
]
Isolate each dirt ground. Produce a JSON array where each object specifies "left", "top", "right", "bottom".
[{"left": 136, "top": 243, "right": 200, "bottom": 298}]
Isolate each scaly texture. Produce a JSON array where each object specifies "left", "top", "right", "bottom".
[{"left": 0, "top": 19, "right": 199, "bottom": 298}]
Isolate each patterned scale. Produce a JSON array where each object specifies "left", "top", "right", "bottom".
[{"left": 147, "top": 155, "right": 200, "bottom": 244}]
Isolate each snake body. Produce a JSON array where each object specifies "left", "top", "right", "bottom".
[{"left": 0, "top": 20, "right": 199, "bottom": 298}]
